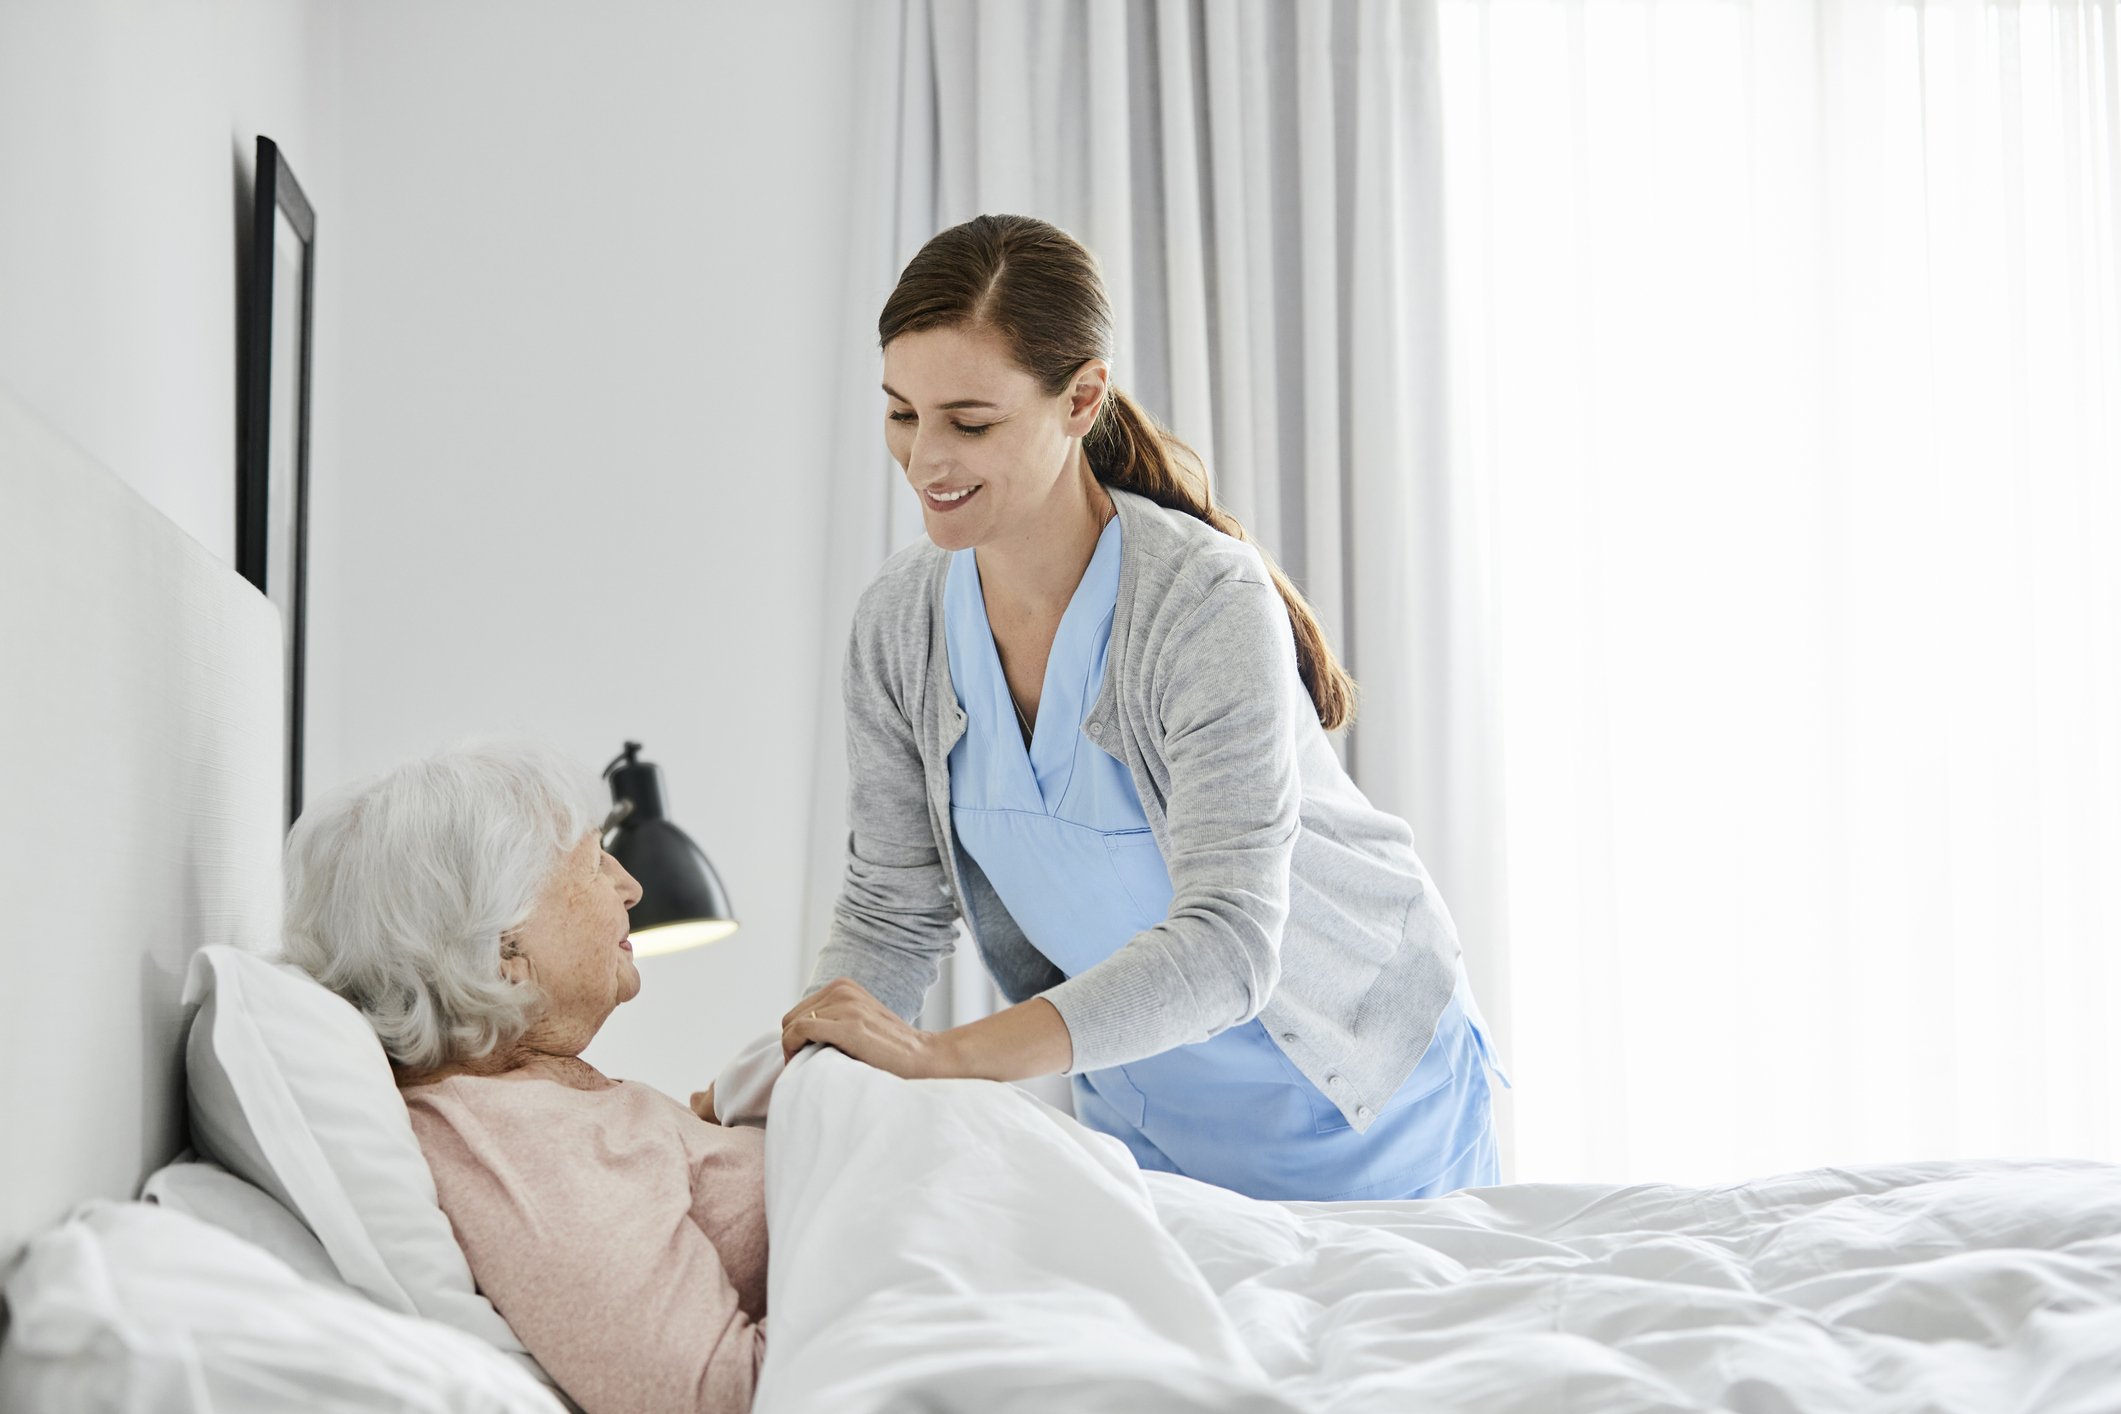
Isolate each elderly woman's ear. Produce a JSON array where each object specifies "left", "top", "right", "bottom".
[{"left": 499, "top": 935, "right": 532, "bottom": 987}]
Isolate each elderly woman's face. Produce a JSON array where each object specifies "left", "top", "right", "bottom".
[{"left": 502, "top": 829, "right": 644, "bottom": 1046}]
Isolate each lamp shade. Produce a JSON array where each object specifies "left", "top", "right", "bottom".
[{"left": 601, "top": 741, "right": 737, "bottom": 958}]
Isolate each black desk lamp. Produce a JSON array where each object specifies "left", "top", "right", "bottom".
[{"left": 601, "top": 740, "right": 738, "bottom": 957}]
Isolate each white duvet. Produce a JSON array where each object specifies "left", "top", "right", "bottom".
[{"left": 753, "top": 1047, "right": 2121, "bottom": 1414}]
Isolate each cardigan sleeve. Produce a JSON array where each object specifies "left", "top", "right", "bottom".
[
  {"left": 1036, "top": 576, "right": 1303, "bottom": 1075},
  {"left": 802, "top": 598, "right": 960, "bottom": 1027}
]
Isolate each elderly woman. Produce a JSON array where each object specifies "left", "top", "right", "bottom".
[{"left": 281, "top": 739, "right": 766, "bottom": 1414}]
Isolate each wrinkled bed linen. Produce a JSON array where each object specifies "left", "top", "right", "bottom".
[{"left": 755, "top": 1047, "right": 2121, "bottom": 1414}]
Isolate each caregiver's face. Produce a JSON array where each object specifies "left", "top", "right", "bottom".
[{"left": 881, "top": 323, "right": 1078, "bottom": 552}]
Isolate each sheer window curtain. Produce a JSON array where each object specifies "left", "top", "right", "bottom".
[
  {"left": 797, "top": 0, "right": 1513, "bottom": 1148},
  {"left": 1441, "top": 0, "right": 2121, "bottom": 1184}
]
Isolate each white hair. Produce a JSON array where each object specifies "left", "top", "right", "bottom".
[{"left": 280, "top": 736, "right": 607, "bottom": 1074}]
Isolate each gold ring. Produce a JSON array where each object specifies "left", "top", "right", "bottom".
[{"left": 807, "top": 1010, "right": 819, "bottom": 1021}]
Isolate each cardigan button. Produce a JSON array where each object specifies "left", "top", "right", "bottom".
[
  {"left": 1086, "top": 721, "right": 1103, "bottom": 738},
  {"left": 1279, "top": 1032, "right": 1298, "bottom": 1044},
  {"left": 1326, "top": 1074, "right": 1343, "bottom": 1090},
  {"left": 1356, "top": 1105, "right": 1372, "bottom": 1119}
]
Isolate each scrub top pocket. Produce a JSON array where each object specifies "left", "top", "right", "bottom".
[
  {"left": 1078, "top": 1065, "right": 1150, "bottom": 1129},
  {"left": 1101, "top": 828, "right": 1174, "bottom": 919}
]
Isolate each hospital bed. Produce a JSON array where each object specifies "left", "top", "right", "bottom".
[{"left": 4, "top": 387, "right": 2118, "bottom": 1412}]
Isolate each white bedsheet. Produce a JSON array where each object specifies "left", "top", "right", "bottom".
[{"left": 754, "top": 1047, "right": 2121, "bottom": 1414}]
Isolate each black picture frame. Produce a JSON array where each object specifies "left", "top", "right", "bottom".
[{"left": 238, "top": 136, "right": 315, "bottom": 831}]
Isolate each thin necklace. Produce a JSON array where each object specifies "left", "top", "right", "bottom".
[{"left": 1009, "top": 690, "right": 1034, "bottom": 745}]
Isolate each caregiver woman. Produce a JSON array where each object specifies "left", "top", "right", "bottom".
[{"left": 710, "top": 213, "right": 1509, "bottom": 1202}]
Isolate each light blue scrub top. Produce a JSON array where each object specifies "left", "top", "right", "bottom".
[{"left": 944, "top": 515, "right": 1504, "bottom": 1202}]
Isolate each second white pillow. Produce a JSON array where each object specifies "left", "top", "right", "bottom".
[{"left": 181, "top": 945, "right": 544, "bottom": 1379}]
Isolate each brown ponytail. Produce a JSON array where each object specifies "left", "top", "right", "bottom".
[{"left": 880, "top": 214, "right": 1358, "bottom": 731}]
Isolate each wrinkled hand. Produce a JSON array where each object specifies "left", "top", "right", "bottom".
[
  {"left": 689, "top": 1082, "right": 718, "bottom": 1124},
  {"left": 781, "top": 977, "right": 957, "bottom": 1079}
]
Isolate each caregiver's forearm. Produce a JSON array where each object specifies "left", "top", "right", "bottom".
[{"left": 942, "top": 996, "right": 1074, "bottom": 1083}]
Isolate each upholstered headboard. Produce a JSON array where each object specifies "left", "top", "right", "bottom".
[{"left": 0, "top": 387, "right": 284, "bottom": 1274}]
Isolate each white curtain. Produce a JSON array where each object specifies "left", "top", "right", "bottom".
[
  {"left": 1440, "top": 0, "right": 2121, "bottom": 1184},
  {"left": 798, "top": 0, "right": 1511, "bottom": 1147}
]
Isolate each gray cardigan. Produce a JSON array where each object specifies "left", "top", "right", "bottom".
[{"left": 804, "top": 486, "right": 1461, "bottom": 1134}]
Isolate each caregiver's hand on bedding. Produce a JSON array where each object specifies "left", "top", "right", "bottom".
[
  {"left": 781, "top": 977, "right": 956, "bottom": 1078},
  {"left": 690, "top": 1082, "right": 718, "bottom": 1123}
]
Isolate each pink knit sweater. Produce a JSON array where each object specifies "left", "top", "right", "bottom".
[{"left": 404, "top": 1073, "right": 769, "bottom": 1413}]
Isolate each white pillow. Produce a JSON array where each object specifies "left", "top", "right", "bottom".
[
  {"left": 180, "top": 945, "right": 536, "bottom": 1369},
  {"left": 140, "top": 1156, "right": 347, "bottom": 1292},
  {"left": 0, "top": 1199, "right": 565, "bottom": 1414}
]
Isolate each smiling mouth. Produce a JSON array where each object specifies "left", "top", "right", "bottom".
[{"left": 924, "top": 484, "right": 982, "bottom": 506}]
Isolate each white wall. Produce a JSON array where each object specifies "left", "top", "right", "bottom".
[
  {"left": 324, "top": 0, "right": 863, "bottom": 1098},
  {"left": 0, "top": 0, "right": 342, "bottom": 566},
  {"left": 0, "top": 0, "right": 342, "bottom": 1242},
  {"left": 1, "top": 0, "right": 866, "bottom": 1103}
]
